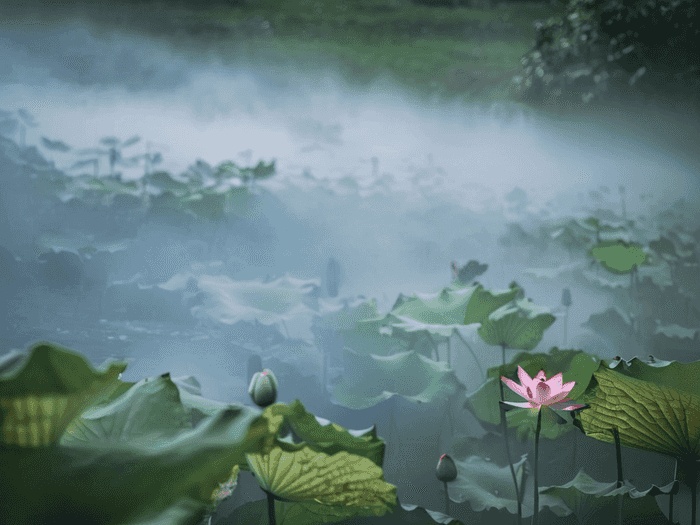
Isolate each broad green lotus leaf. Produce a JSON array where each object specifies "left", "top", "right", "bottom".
[
  {"left": 251, "top": 400, "right": 386, "bottom": 468},
  {"left": 0, "top": 342, "right": 126, "bottom": 447},
  {"left": 1, "top": 405, "right": 275, "bottom": 525},
  {"left": 478, "top": 298, "right": 555, "bottom": 350},
  {"left": 448, "top": 453, "right": 530, "bottom": 516},
  {"left": 463, "top": 285, "right": 520, "bottom": 325},
  {"left": 60, "top": 372, "right": 234, "bottom": 447},
  {"left": 588, "top": 240, "right": 647, "bottom": 274},
  {"left": 391, "top": 315, "right": 481, "bottom": 342},
  {"left": 467, "top": 349, "right": 598, "bottom": 441},
  {"left": 146, "top": 171, "right": 190, "bottom": 195},
  {"left": 312, "top": 298, "right": 380, "bottom": 332},
  {"left": 598, "top": 356, "right": 700, "bottom": 398},
  {"left": 392, "top": 286, "right": 480, "bottom": 325},
  {"left": 576, "top": 365, "right": 700, "bottom": 462},
  {"left": 183, "top": 190, "right": 226, "bottom": 221},
  {"left": 538, "top": 469, "right": 676, "bottom": 524},
  {"left": 332, "top": 350, "right": 466, "bottom": 410},
  {"left": 341, "top": 313, "right": 412, "bottom": 357},
  {"left": 246, "top": 446, "right": 396, "bottom": 518}
]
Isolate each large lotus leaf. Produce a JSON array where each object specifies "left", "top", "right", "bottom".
[
  {"left": 588, "top": 240, "right": 647, "bottom": 274},
  {"left": 183, "top": 190, "right": 226, "bottom": 220},
  {"left": 478, "top": 298, "right": 555, "bottom": 350},
  {"left": 391, "top": 315, "right": 480, "bottom": 343},
  {"left": 0, "top": 342, "right": 126, "bottom": 447},
  {"left": 340, "top": 313, "right": 411, "bottom": 357},
  {"left": 313, "top": 298, "right": 380, "bottom": 332},
  {"left": 538, "top": 469, "right": 675, "bottom": 524},
  {"left": 649, "top": 236, "right": 681, "bottom": 262},
  {"left": 246, "top": 446, "right": 396, "bottom": 518},
  {"left": 255, "top": 400, "right": 386, "bottom": 468},
  {"left": 391, "top": 286, "right": 480, "bottom": 326},
  {"left": 448, "top": 453, "right": 531, "bottom": 516},
  {"left": 146, "top": 171, "right": 190, "bottom": 195},
  {"left": 332, "top": 350, "right": 465, "bottom": 410},
  {"left": 580, "top": 262, "right": 673, "bottom": 290},
  {"left": 60, "top": 372, "right": 232, "bottom": 447},
  {"left": 1, "top": 405, "right": 275, "bottom": 525},
  {"left": 597, "top": 356, "right": 700, "bottom": 400},
  {"left": 466, "top": 350, "right": 596, "bottom": 442},
  {"left": 463, "top": 285, "right": 520, "bottom": 325},
  {"left": 576, "top": 365, "right": 700, "bottom": 462}
]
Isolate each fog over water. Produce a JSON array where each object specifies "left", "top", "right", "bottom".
[{"left": 1, "top": 17, "right": 699, "bottom": 396}]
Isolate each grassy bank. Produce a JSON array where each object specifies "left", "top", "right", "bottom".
[{"left": 3, "top": 0, "right": 563, "bottom": 105}]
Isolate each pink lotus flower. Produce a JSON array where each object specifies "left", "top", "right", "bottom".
[{"left": 501, "top": 366, "right": 587, "bottom": 412}]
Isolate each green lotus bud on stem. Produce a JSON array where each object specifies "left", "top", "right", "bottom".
[
  {"left": 248, "top": 368, "right": 278, "bottom": 408},
  {"left": 436, "top": 453, "right": 457, "bottom": 517}
]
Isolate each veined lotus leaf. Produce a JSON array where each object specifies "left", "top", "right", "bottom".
[
  {"left": 0, "top": 342, "right": 126, "bottom": 447},
  {"left": 576, "top": 365, "right": 700, "bottom": 462},
  {"left": 538, "top": 469, "right": 675, "bottom": 524},
  {"left": 183, "top": 190, "right": 226, "bottom": 221},
  {"left": 478, "top": 298, "right": 555, "bottom": 350},
  {"left": 448, "top": 453, "right": 531, "bottom": 516},
  {"left": 60, "top": 373, "right": 234, "bottom": 447},
  {"left": 246, "top": 446, "right": 397, "bottom": 518},
  {"left": 588, "top": 240, "right": 647, "bottom": 274},
  {"left": 1, "top": 405, "right": 275, "bottom": 525},
  {"left": 253, "top": 400, "right": 385, "bottom": 468},
  {"left": 146, "top": 171, "right": 190, "bottom": 195},
  {"left": 333, "top": 350, "right": 466, "bottom": 410},
  {"left": 467, "top": 349, "right": 597, "bottom": 441}
]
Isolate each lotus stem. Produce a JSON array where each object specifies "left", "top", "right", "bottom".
[
  {"left": 610, "top": 427, "right": 624, "bottom": 525},
  {"left": 266, "top": 490, "right": 276, "bottom": 525},
  {"left": 669, "top": 459, "right": 677, "bottom": 524},
  {"left": 563, "top": 306, "right": 569, "bottom": 347},
  {"left": 532, "top": 407, "right": 542, "bottom": 525},
  {"left": 444, "top": 480, "right": 450, "bottom": 516},
  {"left": 691, "top": 459, "right": 697, "bottom": 525},
  {"left": 455, "top": 330, "right": 485, "bottom": 382},
  {"left": 500, "top": 343, "right": 522, "bottom": 525}
]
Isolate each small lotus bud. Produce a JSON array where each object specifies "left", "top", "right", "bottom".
[
  {"left": 435, "top": 453, "right": 458, "bottom": 483},
  {"left": 561, "top": 288, "right": 572, "bottom": 307},
  {"left": 648, "top": 355, "right": 655, "bottom": 363},
  {"left": 248, "top": 368, "right": 278, "bottom": 407}
]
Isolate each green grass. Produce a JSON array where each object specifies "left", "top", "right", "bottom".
[{"left": 4, "top": 0, "right": 565, "bottom": 105}]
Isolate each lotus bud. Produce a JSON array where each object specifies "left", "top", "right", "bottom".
[
  {"left": 561, "top": 288, "right": 572, "bottom": 307},
  {"left": 435, "top": 453, "right": 458, "bottom": 483},
  {"left": 248, "top": 368, "right": 278, "bottom": 407}
]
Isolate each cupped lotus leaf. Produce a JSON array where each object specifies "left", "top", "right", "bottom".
[
  {"left": 246, "top": 446, "right": 396, "bottom": 518},
  {"left": 60, "top": 372, "right": 234, "bottom": 447},
  {"left": 538, "top": 469, "right": 675, "bottom": 524},
  {"left": 478, "top": 298, "right": 555, "bottom": 350},
  {"left": 333, "top": 350, "right": 466, "bottom": 410},
  {"left": 253, "top": 400, "right": 386, "bottom": 468},
  {"left": 463, "top": 285, "right": 520, "bottom": 325},
  {"left": 467, "top": 349, "right": 597, "bottom": 441},
  {"left": 588, "top": 240, "right": 647, "bottom": 274},
  {"left": 575, "top": 365, "right": 700, "bottom": 462},
  {"left": 0, "top": 342, "right": 126, "bottom": 447},
  {"left": 1, "top": 405, "right": 275, "bottom": 525},
  {"left": 448, "top": 453, "right": 531, "bottom": 516}
]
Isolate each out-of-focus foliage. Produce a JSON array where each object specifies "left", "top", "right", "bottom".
[{"left": 512, "top": 0, "right": 700, "bottom": 107}]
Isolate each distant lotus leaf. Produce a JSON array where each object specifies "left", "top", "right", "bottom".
[
  {"left": 478, "top": 298, "right": 555, "bottom": 351},
  {"left": 183, "top": 190, "right": 226, "bottom": 221},
  {"left": 581, "top": 307, "right": 633, "bottom": 352},
  {"left": 392, "top": 286, "right": 478, "bottom": 326},
  {"left": 649, "top": 236, "right": 681, "bottom": 261},
  {"left": 246, "top": 446, "right": 396, "bottom": 518},
  {"left": 448, "top": 453, "right": 531, "bottom": 516},
  {"left": 0, "top": 341, "right": 126, "bottom": 447},
  {"left": 523, "top": 263, "right": 582, "bottom": 281},
  {"left": 576, "top": 365, "right": 700, "bottom": 463},
  {"left": 581, "top": 261, "right": 673, "bottom": 289},
  {"left": 467, "top": 349, "right": 598, "bottom": 442},
  {"left": 146, "top": 171, "right": 190, "bottom": 195},
  {"left": 40, "top": 136, "right": 71, "bottom": 152},
  {"left": 391, "top": 315, "right": 480, "bottom": 342},
  {"left": 332, "top": 350, "right": 466, "bottom": 410},
  {"left": 312, "top": 298, "right": 380, "bottom": 332},
  {"left": 538, "top": 469, "right": 676, "bottom": 524},
  {"left": 588, "top": 240, "right": 647, "bottom": 274}
]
